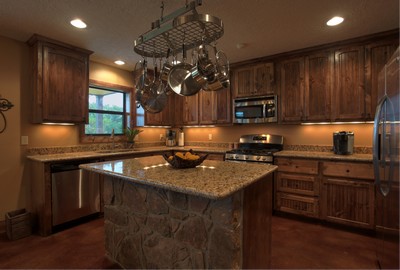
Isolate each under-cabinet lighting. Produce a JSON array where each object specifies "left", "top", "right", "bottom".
[
  {"left": 42, "top": 122, "right": 75, "bottom": 126},
  {"left": 114, "top": 60, "right": 125, "bottom": 65},
  {"left": 301, "top": 121, "right": 373, "bottom": 125},
  {"left": 183, "top": 125, "right": 216, "bottom": 128},
  {"left": 70, "top": 19, "right": 87, "bottom": 29},
  {"left": 326, "top": 16, "right": 344, "bottom": 26},
  {"left": 143, "top": 125, "right": 171, "bottom": 128}
]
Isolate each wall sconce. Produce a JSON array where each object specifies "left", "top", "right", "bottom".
[{"left": 0, "top": 97, "right": 14, "bottom": 133}]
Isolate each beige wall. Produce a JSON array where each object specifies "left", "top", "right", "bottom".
[
  {"left": 0, "top": 35, "right": 374, "bottom": 223},
  {"left": 183, "top": 123, "right": 373, "bottom": 147},
  {"left": 0, "top": 36, "right": 29, "bottom": 222}
]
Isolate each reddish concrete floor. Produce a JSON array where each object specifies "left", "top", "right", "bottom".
[
  {"left": 0, "top": 216, "right": 378, "bottom": 269},
  {"left": 0, "top": 218, "right": 118, "bottom": 269},
  {"left": 271, "top": 215, "right": 378, "bottom": 269}
]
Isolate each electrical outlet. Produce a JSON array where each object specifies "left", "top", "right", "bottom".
[
  {"left": 21, "top": 136, "right": 29, "bottom": 145},
  {"left": 208, "top": 134, "right": 212, "bottom": 140},
  {"left": 160, "top": 134, "right": 164, "bottom": 140}
]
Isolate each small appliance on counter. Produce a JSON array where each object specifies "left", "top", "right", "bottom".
[
  {"left": 333, "top": 131, "right": 354, "bottom": 155},
  {"left": 166, "top": 129, "right": 176, "bottom": 147},
  {"left": 178, "top": 128, "right": 184, "bottom": 147}
]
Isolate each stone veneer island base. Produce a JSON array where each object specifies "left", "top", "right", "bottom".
[{"left": 80, "top": 156, "right": 276, "bottom": 269}]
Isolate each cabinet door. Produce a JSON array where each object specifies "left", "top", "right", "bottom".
[
  {"left": 333, "top": 46, "right": 365, "bottom": 121},
  {"left": 233, "top": 66, "right": 253, "bottom": 98},
  {"left": 144, "top": 95, "right": 173, "bottom": 126},
  {"left": 304, "top": 51, "right": 333, "bottom": 122},
  {"left": 321, "top": 177, "right": 374, "bottom": 229},
  {"left": 365, "top": 39, "right": 398, "bottom": 119},
  {"left": 214, "top": 87, "right": 232, "bottom": 124},
  {"left": 199, "top": 90, "right": 215, "bottom": 124},
  {"left": 280, "top": 57, "right": 305, "bottom": 123},
  {"left": 182, "top": 94, "right": 199, "bottom": 125},
  {"left": 253, "top": 63, "right": 274, "bottom": 96},
  {"left": 43, "top": 45, "right": 88, "bottom": 123}
]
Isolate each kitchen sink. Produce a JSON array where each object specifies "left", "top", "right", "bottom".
[{"left": 96, "top": 149, "right": 138, "bottom": 153}]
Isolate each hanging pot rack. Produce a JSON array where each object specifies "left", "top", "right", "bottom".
[{"left": 133, "top": 0, "right": 224, "bottom": 58}]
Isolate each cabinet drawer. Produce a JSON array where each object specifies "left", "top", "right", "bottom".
[
  {"left": 322, "top": 161, "right": 374, "bottom": 180},
  {"left": 275, "top": 192, "right": 319, "bottom": 218},
  {"left": 276, "top": 172, "right": 319, "bottom": 196},
  {"left": 275, "top": 158, "right": 319, "bottom": 175}
]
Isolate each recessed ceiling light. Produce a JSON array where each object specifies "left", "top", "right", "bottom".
[
  {"left": 70, "top": 19, "right": 87, "bottom": 29},
  {"left": 326, "top": 16, "right": 344, "bottom": 26},
  {"left": 114, "top": 60, "right": 125, "bottom": 65}
]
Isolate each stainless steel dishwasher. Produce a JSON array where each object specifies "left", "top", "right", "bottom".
[{"left": 51, "top": 160, "right": 101, "bottom": 226}]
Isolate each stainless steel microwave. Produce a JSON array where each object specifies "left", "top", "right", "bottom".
[{"left": 233, "top": 95, "right": 277, "bottom": 124}]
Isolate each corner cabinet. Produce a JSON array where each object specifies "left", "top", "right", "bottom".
[
  {"left": 233, "top": 62, "right": 275, "bottom": 98},
  {"left": 28, "top": 34, "right": 93, "bottom": 124}
]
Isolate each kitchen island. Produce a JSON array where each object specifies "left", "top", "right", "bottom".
[{"left": 80, "top": 156, "right": 277, "bottom": 269}]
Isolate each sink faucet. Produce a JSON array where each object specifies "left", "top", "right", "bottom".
[{"left": 110, "top": 129, "right": 115, "bottom": 150}]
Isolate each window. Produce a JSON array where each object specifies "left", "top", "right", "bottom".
[
  {"left": 85, "top": 85, "right": 130, "bottom": 135},
  {"left": 136, "top": 104, "right": 145, "bottom": 127}
]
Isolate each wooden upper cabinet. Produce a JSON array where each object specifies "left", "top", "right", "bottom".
[
  {"left": 280, "top": 57, "right": 305, "bottom": 123},
  {"left": 28, "top": 34, "right": 92, "bottom": 124},
  {"left": 332, "top": 45, "right": 365, "bottom": 121},
  {"left": 144, "top": 94, "right": 174, "bottom": 126},
  {"left": 199, "top": 87, "right": 231, "bottom": 125},
  {"left": 304, "top": 51, "right": 333, "bottom": 122},
  {"left": 182, "top": 94, "right": 199, "bottom": 125},
  {"left": 233, "top": 62, "right": 274, "bottom": 98},
  {"left": 365, "top": 39, "right": 399, "bottom": 119}
]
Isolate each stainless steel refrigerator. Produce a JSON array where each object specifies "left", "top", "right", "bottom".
[{"left": 373, "top": 46, "right": 399, "bottom": 269}]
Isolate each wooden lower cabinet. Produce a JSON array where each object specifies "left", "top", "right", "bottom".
[
  {"left": 321, "top": 177, "right": 374, "bottom": 229},
  {"left": 274, "top": 158, "right": 320, "bottom": 218},
  {"left": 274, "top": 157, "right": 375, "bottom": 229},
  {"left": 321, "top": 161, "right": 375, "bottom": 229}
]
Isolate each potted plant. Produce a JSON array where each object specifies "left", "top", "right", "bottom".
[{"left": 124, "top": 127, "right": 143, "bottom": 148}]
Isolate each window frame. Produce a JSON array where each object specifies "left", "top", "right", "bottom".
[{"left": 80, "top": 79, "right": 135, "bottom": 143}]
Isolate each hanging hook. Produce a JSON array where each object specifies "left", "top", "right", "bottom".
[{"left": 160, "top": 1, "right": 164, "bottom": 20}]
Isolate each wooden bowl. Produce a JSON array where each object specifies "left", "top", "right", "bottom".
[{"left": 162, "top": 151, "right": 208, "bottom": 169}]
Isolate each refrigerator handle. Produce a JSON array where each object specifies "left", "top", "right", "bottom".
[
  {"left": 373, "top": 94, "right": 395, "bottom": 197},
  {"left": 373, "top": 96, "right": 386, "bottom": 192}
]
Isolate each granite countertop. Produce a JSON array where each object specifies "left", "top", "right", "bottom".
[
  {"left": 80, "top": 156, "right": 277, "bottom": 199},
  {"left": 26, "top": 146, "right": 230, "bottom": 163},
  {"left": 274, "top": 150, "right": 372, "bottom": 162}
]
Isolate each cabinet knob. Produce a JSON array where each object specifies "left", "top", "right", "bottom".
[{"left": 346, "top": 169, "right": 350, "bottom": 173}]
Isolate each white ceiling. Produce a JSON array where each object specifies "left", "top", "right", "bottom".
[{"left": 0, "top": 0, "right": 398, "bottom": 71}]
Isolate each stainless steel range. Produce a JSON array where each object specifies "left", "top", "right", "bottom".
[{"left": 225, "top": 134, "right": 284, "bottom": 164}]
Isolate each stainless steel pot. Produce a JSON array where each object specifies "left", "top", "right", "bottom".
[{"left": 167, "top": 45, "right": 203, "bottom": 96}]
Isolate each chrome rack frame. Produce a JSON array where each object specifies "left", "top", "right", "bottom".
[{"left": 133, "top": 0, "right": 224, "bottom": 58}]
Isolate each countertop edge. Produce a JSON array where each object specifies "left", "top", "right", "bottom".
[
  {"left": 274, "top": 150, "right": 372, "bottom": 162},
  {"left": 80, "top": 161, "right": 278, "bottom": 200}
]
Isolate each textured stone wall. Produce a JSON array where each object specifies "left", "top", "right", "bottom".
[{"left": 103, "top": 176, "right": 243, "bottom": 269}]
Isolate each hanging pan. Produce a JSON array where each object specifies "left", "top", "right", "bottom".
[{"left": 167, "top": 44, "right": 203, "bottom": 96}]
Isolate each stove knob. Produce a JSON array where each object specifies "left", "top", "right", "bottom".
[
  {"left": 256, "top": 156, "right": 261, "bottom": 160},
  {"left": 245, "top": 156, "right": 249, "bottom": 160},
  {"left": 234, "top": 155, "right": 239, "bottom": 159},
  {"left": 262, "top": 157, "right": 267, "bottom": 161}
]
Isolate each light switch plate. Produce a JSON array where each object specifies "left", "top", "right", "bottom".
[
  {"left": 208, "top": 134, "right": 212, "bottom": 140},
  {"left": 21, "top": 136, "right": 29, "bottom": 145}
]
